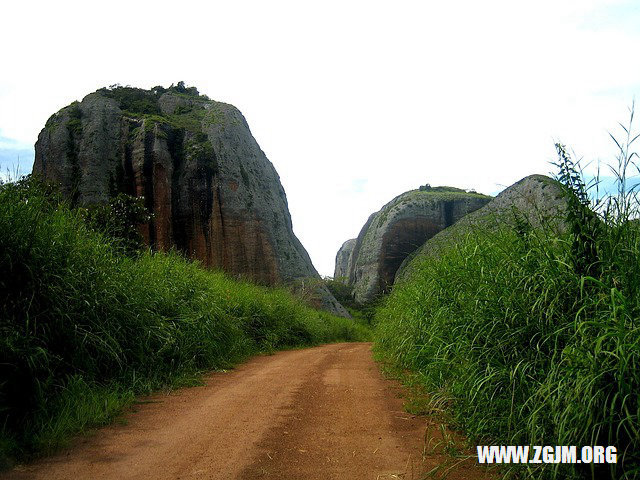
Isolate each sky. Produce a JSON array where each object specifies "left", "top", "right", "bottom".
[{"left": 2, "top": 0, "right": 640, "bottom": 276}]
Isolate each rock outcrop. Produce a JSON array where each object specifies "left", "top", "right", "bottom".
[
  {"left": 340, "top": 187, "right": 491, "bottom": 304},
  {"left": 395, "top": 175, "right": 567, "bottom": 282},
  {"left": 334, "top": 238, "right": 356, "bottom": 279},
  {"left": 33, "top": 84, "right": 348, "bottom": 316}
]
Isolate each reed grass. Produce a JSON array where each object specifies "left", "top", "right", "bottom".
[{"left": 375, "top": 108, "right": 640, "bottom": 479}]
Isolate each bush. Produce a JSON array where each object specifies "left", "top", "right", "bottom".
[
  {"left": 98, "top": 86, "right": 162, "bottom": 115},
  {"left": 81, "top": 193, "right": 152, "bottom": 255}
]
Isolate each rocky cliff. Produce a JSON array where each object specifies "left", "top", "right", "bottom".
[
  {"left": 395, "top": 175, "right": 567, "bottom": 282},
  {"left": 33, "top": 84, "right": 348, "bottom": 316},
  {"left": 334, "top": 238, "right": 356, "bottom": 279},
  {"left": 340, "top": 187, "right": 491, "bottom": 303}
]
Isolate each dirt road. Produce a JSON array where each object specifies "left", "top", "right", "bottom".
[{"left": 4, "top": 343, "right": 490, "bottom": 479}]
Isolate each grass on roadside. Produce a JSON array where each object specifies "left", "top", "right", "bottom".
[
  {"left": 0, "top": 176, "right": 368, "bottom": 467},
  {"left": 375, "top": 112, "right": 640, "bottom": 479}
]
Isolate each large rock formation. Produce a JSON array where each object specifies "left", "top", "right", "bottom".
[
  {"left": 340, "top": 187, "right": 491, "bottom": 303},
  {"left": 395, "top": 175, "right": 567, "bottom": 282},
  {"left": 334, "top": 238, "right": 356, "bottom": 279},
  {"left": 33, "top": 84, "right": 348, "bottom": 316}
]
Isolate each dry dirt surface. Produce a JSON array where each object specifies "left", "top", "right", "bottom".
[{"left": 3, "top": 343, "right": 492, "bottom": 480}]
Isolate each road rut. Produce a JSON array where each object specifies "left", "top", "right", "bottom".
[{"left": 4, "top": 343, "right": 490, "bottom": 479}]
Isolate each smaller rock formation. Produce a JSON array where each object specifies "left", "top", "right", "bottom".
[
  {"left": 395, "top": 175, "right": 567, "bottom": 282},
  {"left": 339, "top": 186, "right": 491, "bottom": 304},
  {"left": 334, "top": 239, "right": 356, "bottom": 279}
]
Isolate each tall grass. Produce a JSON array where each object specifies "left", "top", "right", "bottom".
[
  {"left": 375, "top": 111, "right": 640, "bottom": 479},
  {"left": 0, "top": 177, "right": 368, "bottom": 466}
]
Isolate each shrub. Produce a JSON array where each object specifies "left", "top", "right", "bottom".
[{"left": 80, "top": 193, "right": 152, "bottom": 255}]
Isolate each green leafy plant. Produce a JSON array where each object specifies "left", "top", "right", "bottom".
[{"left": 81, "top": 193, "right": 152, "bottom": 255}]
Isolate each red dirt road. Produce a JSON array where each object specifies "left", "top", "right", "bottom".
[{"left": 3, "top": 343, "right": 491, "bottom": 479}]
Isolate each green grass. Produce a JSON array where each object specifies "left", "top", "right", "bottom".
[
  {"left": 375, "top": 117, "right": 640, "bottom": 479},
  {"left": 0, "top": 177, "right": 368, "bottom": 467},
  {"left": 401, "top": 188, "right": 490, "bottom": 202}
]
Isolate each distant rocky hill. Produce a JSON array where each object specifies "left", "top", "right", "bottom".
[
  {"left": 395, "top": 175, "right": 567, "bottom": 282},
  {"left": 336, "top": 186, "right": 491, "bottom": 304},
  {"left": 33, "top": 84, "right": 347, "bottom": 316},
  {"left": 334, "top": 239, "right": 356, "bottom": 279}
]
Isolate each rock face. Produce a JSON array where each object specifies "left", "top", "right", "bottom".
[
  {"left": 33, "top": 85, "right": 348, "bottom": 316},
  {"left": 341, "top": 187, "right": 491, "bottom": 304},
  {"left": 334, "top": 238, "right": 356, "bottom": 279},
  {"left": 395, "top": 175, "right": 567, "bottom": 282}
]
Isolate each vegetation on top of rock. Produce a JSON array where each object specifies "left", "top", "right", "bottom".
[
  {"left": 96, "top": 81, "right": 204, "bottom": 114},
  {"left": 42, "top": 83, "right": 214, "bottom": 139},
  {"left": 418, "top": 184, "right": 467, "bottom": 193},
  {"left": 406, "top": 186, "right": 490, "bottom": 201},
  {"left": 376, "top": 188, "right": 491, "bottom": 226},
  {"left": 93, "top": 82, "right": 213, "bottom": 134},
  {"left": 98, "top": 86, "right": 162, "bottom": 115}
]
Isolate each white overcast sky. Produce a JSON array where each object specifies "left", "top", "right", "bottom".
[{"left": 1, "top": 0, "right": 640, "bottom": 276}]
